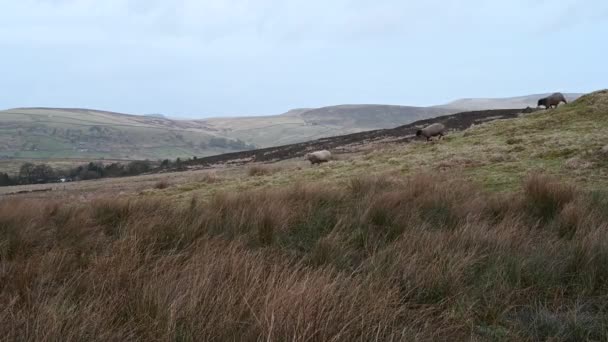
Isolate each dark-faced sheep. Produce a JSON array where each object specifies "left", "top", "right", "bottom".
[
  {"left": 305, "top": 150, "right": 331, "bottom": 165},
  {"left": 537, "top": 92, "right": 567, "bottom": 109},
  {"left": 416, "top": 123, "right": 446, "bottom": 141}
]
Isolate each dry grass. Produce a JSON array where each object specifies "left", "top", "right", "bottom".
[
  {"left": 194, "top": 171, "right": 221, "bottom": 184},
  {"left": 247, "top": 164, "right": 280, "bottom": 177},
  {"left": 1, "top": 172, "right": 608, "bottom": 341},
  {"left": 2, "top": 92, "right": 608, "bottom": 340},
  {"left": 154, "top": 179, "right": 170, "bottom": 189}
]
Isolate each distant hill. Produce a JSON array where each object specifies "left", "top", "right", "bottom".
[
  {"left": 0, "top": 92, "right": 585, "bottom": 162},
  {"left": 437, "top": 93, "right": 583, "bottom": 111},
  {"left": 296, "top": 105, "right": 450, "bottom": 129},
  {"left": 199, "top": 105, "right": 453, "bottom": 147},
  {"left": 144, "top": 113, "right": 167, "bottom": 119},
  {"left": 0, "top": 104, "right": 453, "bottom": 161},
  {"left": 0, "top": 108, "right": 254, "bottom": 160}
]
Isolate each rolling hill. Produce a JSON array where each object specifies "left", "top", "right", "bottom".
[
  {"left": 0, "top": 107, "right": 255, "bottom": 161},
  {"left": 0, "top": 105, "right": 453, "bottom": 161},
  {"left": 437, "top": 93, "right": 582, "bottom": 111},
  {"left": 2, "top": 90, "right": 607, "bottom": 341},
  {"left": 0, "top": 92, "right": 583, "bottom": 162},
  {"left": 198, "top": 105, "right": 454, "bottom": 148}
]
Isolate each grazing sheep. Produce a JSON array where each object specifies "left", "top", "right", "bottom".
[
  {"left": 416, "top": 123, "right": 446, "bottom": 141},
  {"left": 305, "top": 150, "right": 332, "bottom": 165},
  {"left": 537, "top": 92, "right": 567, "bottom": 109}
]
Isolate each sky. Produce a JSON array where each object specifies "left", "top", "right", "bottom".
[{"left": 1, "top": 0, "right": 607, "bottom": 118}]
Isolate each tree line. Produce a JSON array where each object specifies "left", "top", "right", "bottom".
[{"left": 0, "top": 158, "right": 191, "bottom": 187}]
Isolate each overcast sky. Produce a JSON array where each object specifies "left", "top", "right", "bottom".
[{"left": 1, "top": 0, "right": 607, "bottom": 117}]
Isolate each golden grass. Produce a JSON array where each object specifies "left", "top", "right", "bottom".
[
  {"left": 1, "top": 90, "right": 608, "bottom": 340},
  {"left": 2, "top": 172, "right": 608, "bottom": 341},
  {"left": 247, "top": 164, "right": 281, "bottom": 177},
  {"left": 154, "top": 179, "right": 170, "bottom": 189}
]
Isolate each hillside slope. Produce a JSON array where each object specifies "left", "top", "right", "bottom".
[
  {"left": 173, "top": 90, "right": 607, "bottom": 194},
  {"left": 0, "top": 92, "right": 584, "bottom": 162},
  {"left": 0, "top": 108, "right": 254, "bottom": 160},
  {"left": 189, "top": 93, "right": 586, "bottom": 149},
  {"left": 438, "top": 92, "right": 582, "bottom": 111},
  {"left": 0, "top": 104, "right": 455, "bottom": 160},
  {"left": 179, "top": 108, "right": 525, "bottom": 168},
  {"left": 199, "top": 105, "right": 453, "bottom": 147},
  {"left": 2, "top": 91, "right": 607, "bottom": 341}
]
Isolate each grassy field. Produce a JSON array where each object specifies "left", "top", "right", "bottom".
[
  {"left": 1, "top": 91, "right": 607, "bottom": 341},
  {"left": 0, "top": 108, "right": 252, "bottom": 161},
  {"left": 3, "top": 95, "right": 571, "bottom": 162}
]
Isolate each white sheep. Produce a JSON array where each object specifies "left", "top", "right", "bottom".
[
  {"left": 416, "top": 123, "right": 446, "bottom": 141},
  {"left": 305, "top": 150, "right": 332, "bottom": 165}
]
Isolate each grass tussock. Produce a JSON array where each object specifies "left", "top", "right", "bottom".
[
  {"left": 1, "top": 172, "right": 608, "bottom": 341},
  {"left": 154, "top": 179, "right": 170, "bottom": 189},
  {"left": 247, "top": 164, "right": 280, "bottom": 177},
  {"left": 524, "top": 173, "right": 577, "bottom": 222},
  {"left": 195, "top": 171, "right": 220, "bottom": 183}
]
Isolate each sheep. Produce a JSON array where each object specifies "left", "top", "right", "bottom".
[
  {"left": 305, "top": 150, "right": 332, "bottom": 165},
  {"left": 416, "top": 123, "right": 446, "bottom": 141},
  {"left": 537, "top": 92, "right": 567, "bottom": 109}
]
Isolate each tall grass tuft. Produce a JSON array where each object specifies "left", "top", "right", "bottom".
[{"left": 1, "top": 172, "right": 608, "bottom": 340}]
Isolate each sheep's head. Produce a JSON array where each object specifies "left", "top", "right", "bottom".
[
  {"left": 537, "top": 98, "right": 546, "bottom": 107},
  {"left": 416, "top": 130, "right": 423, "bottom": 136}
]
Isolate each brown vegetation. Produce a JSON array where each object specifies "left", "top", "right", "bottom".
[
  {"left": 154, "top": 179, "right": 170, "bottom": 189},
  {"left": 1, "top": 173, "right": 608, "bottom": 341},
  {"left": 247, "top": 164, "right": 280, "bottom": 177}
]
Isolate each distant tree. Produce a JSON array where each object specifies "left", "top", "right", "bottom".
[
  {"left": 227, "top": 138, "right": 256, "bottom": 150},
  {"left": 209, "top": 137, "right": 228, "bottom": 148},
  {"left": 160, "top": 159, "right": 171, "bottom": 168},
  {"left": 174, "top": 158, "right": 185, "bottom": 170},
  {"left": 31, "top": 164, "right": 55, "bottom": 183},
  {"left": 68, "top": 165, "right": 84, "bottom": 179},
  {"left": 87, "top": 162, "right": 105, "bottom": 177},
  {"left": 80, "top": 170, "right": 101, "bottom": 180},
  {"left": 126, "top": 160, "right": 151, "bottom": 175},
  {"left": 19, "top": 163, "right": 36, "bottom": 183},
  {"left": 103, "top": 163, "right": 126, "bottom": 177},
  {"left": 53, "top": 168, "right": 69, "bottom": 179},
  {"left": 0, "top": 172, "right": 13, "bottom": 186},
  {"left": 69, "top": 162, "right": 105, "bottom": 180}
]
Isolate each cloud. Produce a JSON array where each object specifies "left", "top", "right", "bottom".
[
  {"left": 1, "top": 0, "right": 582, "bottom": 61},
  {"left": 0, "top": 0, "right": 606, "bottom": 115},
  {"left": 543, "top": 0, "right": 608, "bottom": 33},
  {"left": 2, "top": 0, "right": 556, "bottom": 47}
]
